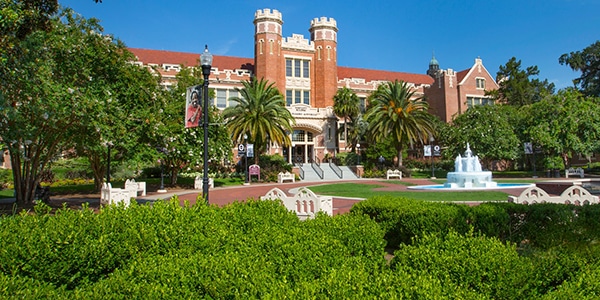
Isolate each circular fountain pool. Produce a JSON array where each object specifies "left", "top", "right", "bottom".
[{"left": 408, "top": 183, "right": 534, "bottom": 191}]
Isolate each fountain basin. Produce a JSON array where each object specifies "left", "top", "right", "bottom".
[
  {"left": 444, "top": 171, "right": 497, "bottom": 188},
  {"left": 408, "top": 183, "right": 534, "bottom": 190}
]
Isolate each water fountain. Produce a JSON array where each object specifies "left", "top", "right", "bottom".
[
  {"left": 408, "top": 143, "right": 533, "bottom": 190},
  {"left": 443, "top": 143, "right": 497, "bottom": 188}
]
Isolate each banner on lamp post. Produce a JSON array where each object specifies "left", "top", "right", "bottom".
[
  {"left": 424, "top": 145, "right": 432, "bottom": 157},
  {"left": 247, "top": 144, "right": 254, "bottom": 158},
  {"left": 185, "top": 85, "right": 202, "bottom": 128}
]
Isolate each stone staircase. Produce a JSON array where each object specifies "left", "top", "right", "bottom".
[{"left": 299, "top": 164, "right": 359, "bottom": 182}]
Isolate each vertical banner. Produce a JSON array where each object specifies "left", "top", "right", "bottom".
[
  {"left": 424, "top": 145, "right": 432, "bottom": 157},
  {"left": 185, "top": 85, "right": 201, "bottom": 128},
  {"left": 247, "top": 144, "right": 254, "bottom": 158},
  {"left": 524, "top": 142, "right": 533, "bottom": 154}
]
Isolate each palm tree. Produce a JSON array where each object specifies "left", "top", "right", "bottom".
[
  {"left": 222, "top": 78, "right": 294, "bottom": 164},
  {"left": 333, "top": 87, "right": 360, "bottom": 150},
  {"left": 364, "top": 80, "right": 434, "bottom": 167}
]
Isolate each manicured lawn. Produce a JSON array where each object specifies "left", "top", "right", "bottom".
[{"left": 307, "top": 182, "right": 514, "bottom": 202}]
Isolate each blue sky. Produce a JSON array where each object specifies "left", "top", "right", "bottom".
[{"left": 59, "top": 0, "right": 598, "bottom": 89}]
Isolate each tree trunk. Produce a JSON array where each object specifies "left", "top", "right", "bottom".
[
  {"left": 10, "top": 149, "right": 39, "bottom": 205},
  {"left": 88, "top": 153, "right": 105, "bottom": 192}
]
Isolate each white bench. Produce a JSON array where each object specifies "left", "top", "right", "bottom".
[
  {"left": 386, "top": 169, "right": 402, "bottom": 180},
  {"left": 194, "top": 176, "right": 214, "bottom": 189},
  {"left": 508, "top": 185, "right": 599, "bottom": 205},
  {"left": 100, "top": 182, "right": 131, "bottom": 207},
  {"left": 277, "top": 171, "right": 295, "bottom": 183},
  {"left": 566, "top": 167, "right": 584, "bottom": 178},
  {"left": 261, "top": 187, "right": 332, "bottom": 220},
  {"left": 124, "top": 179, "right": 146, "bottom": 198}
]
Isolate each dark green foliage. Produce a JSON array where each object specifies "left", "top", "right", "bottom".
[
  {"left": 3, "top": 195, "right": 600, "bottom": 297},
  {"left": 352, "top": 196, "right": 600, "bottom": 250},
  {"left": 350, "top": 196, "right": 470, "bottom": 248},
  {"left": 391, "top": 230, "right": 534, "bottom": 299},
  {"left": 257, "top": 154, "right": 292, "bottom": 182}
]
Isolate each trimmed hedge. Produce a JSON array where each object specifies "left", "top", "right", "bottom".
[
  {"left": 351, "top": 195, "right": 600, "bottom": 250},
  {"left": 2, "top": 196, "right": 600, "bottom": 297}
]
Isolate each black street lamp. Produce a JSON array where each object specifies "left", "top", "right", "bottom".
[
  {"left": 244, "top": 134, "right": 249, "bottom": 185},
  {"left": 105, "top": 141, "right": 113, "bottom": 184},
  {"left": 357, "top": 143, "right": 361, "bottom": 165},
  {"left": 429, "top": 136, "right": 436, "bottom": 179},
  {"left": 157, "top": 147, "right": 168, "bottom": 193},
  {"left": 201, "top": 45, "right": 213, "bottom": 205}
]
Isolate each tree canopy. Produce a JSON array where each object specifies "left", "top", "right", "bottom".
[
  {"left": 525, "top": 89, "right": 600, "bottom": 168},
  {"left": 222, "top": 78, "right": 294, "bottom": 164},
  {"left": 364, "top": 80, "right": 434, "bottom": 167},
  {"left": 442, "top": 105, "right": 520, "bottom": 170},
  {"left": 0, "top": 8, "right": 163, "bottom": 203},
  {"left": 559, "top": 40, "right": 600, "bottom": 97},
  {"left": 487, "top": 57, "right": 555, "bottom": 106}
]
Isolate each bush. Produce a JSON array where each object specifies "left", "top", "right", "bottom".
[
  {"left": 390, "top": 230, "right": 534, "bottom": 299},
  {"left": 0, "top": 168, "right": 13, "bottom": 189},
  {"left": 51, "top": 158, "right": 93, "bottom": 180},
  {"left": 258, "top": 154, "right": 292, "bottom": 182}
]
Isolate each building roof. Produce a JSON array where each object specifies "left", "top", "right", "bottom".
[
  {"left": 128, "top": 48, "right": 433, "bottom": 85},
  {"left": 456, "top": 68, "right": 470, "bottom": 83},
  {"left": 128, "top": 48, "right": 254, "bottom": 72},
  {"left": 337, "top": 66, "right": 434, "bottom": 85}
]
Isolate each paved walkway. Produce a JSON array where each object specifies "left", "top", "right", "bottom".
[{"left": 136, "top": 178, "right": 530, "bottom": 215}]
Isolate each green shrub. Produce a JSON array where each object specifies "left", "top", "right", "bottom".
[
  {"left": 391, "top": 230, "right": 534, "bottom": 299},
  {"left": 350, "top": 196, "right": 470, "bottom": 248},
  {"left": 0, "top": 168, "right": 12, "bottom": 189},
  {"left": 258, "top": 154, "right": 292, "bottom": 182},
  {"left": 50, "top": 157, "right": 93, "bottom": 180}
]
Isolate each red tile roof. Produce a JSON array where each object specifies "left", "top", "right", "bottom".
[
  {"left": 128, "top": 48, "right": 254, "bottom": 72},
  {"left": 128, "top": 48, "right": 432, "bottom": 85},
  {"left": 337, "top": 66, "right": 434, "bottom": 85},
  {"left": 456, "top": 68, "right": 470, "bottom": 83}
]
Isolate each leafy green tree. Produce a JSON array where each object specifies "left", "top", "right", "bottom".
[
  {"left": 333, "top": 87, "right": 360, "bottom": 150},
  {"left": 525, "top": 89, "right": 600, "bottom": 168},
  {"left": 0, "top": 8, "right": 163, "bottom": 203},
  {"left": 487, "top": 57, "right": 555, "bottom": 106},
  {"left": 0, "top": 0, "right": 59, "bottom": 54},
  {"left": 559, "top": 40, "right": 600, "bottom": 97},
  {"left": 441, "top": 105, "right": 520, "bottom": 170},
  {"left": 222, "top": 78, "right": 294, "bottom": 164},
  {"left": 151, "top": 66, "right": 232, "bottom": 185},
  {"left": 364, "top": 80, "right": 435, "bottom": 167}
]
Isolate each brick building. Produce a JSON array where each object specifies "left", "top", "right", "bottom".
[{"left": 128, "top": 8, "right": 497, "bottom": 165}]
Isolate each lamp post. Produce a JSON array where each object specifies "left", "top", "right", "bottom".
[
  {"left": 157, "top": 147, "right": 168, "bottom": 193},
  {"left": 105, "top": 141, "right": 113, "bottom": 184},
  {"left": 356, "top": 143, "right": 361, "bottom": 165},
  {"left": 200, "top": 45, "right": 212, "bottom": 204},
  {"left": 244, "top": 134, "right": 249, "bottom": 185},
  {"left": 429, "top": 136, "right": 436, "bottom": 179}
]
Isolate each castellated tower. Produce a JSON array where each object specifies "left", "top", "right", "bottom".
[
  {"left": 254, "top": 9, "right": 285, "bottom": 91},
  {"left": 309, "top": 17, "right": 338, "bottom": 108}
]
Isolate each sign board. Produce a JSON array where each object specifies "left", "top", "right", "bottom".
[
  {"left": 249, "top": 164, "right": 260, "bottom": 175},
  {"left": 237, "top": 144, "right": 245, "bottom": 156},
  {"left": 433, "top": 145, "right": 441, "bottom": 157},
  {"left": 247, "top": 144, "right": 254, "bottom": 158},
  {"left": 185, "top": 85, "right": 202, "bottom": 128},
  {"left": 524, "top": 142, "right": 533, "bottom": 154},
  {"left": 424, "top": 145, "right": 432, "bottom": 157},
  {"left": 248, "top": 164, "right": 260, "bottom": 181}
]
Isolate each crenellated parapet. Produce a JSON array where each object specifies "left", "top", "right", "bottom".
[
  {"left": 310, "top": 17, "right": 337, "bottom": 31},
  {"left": 309, "top": 17, "right": 338, "bottom": 42},
  {"left": 254, "top": 8, "right": 283, "bottom": 23},
  {"left": 282, "top": 34, "right": 315, "bottom": 51},
  {"left": 254, "top": 8, "right": 283, "bottom": 35}
]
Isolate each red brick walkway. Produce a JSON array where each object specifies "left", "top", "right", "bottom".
[{"left": 159, "top": 178, "right": 529, "bottom": 215}]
